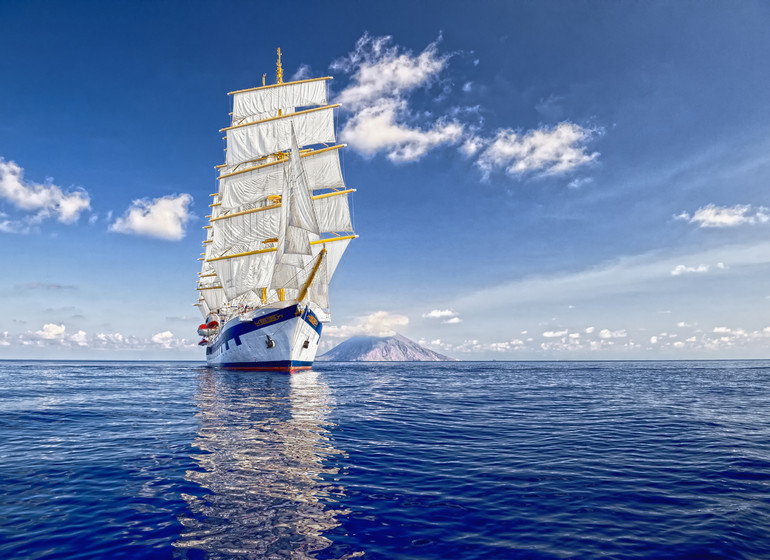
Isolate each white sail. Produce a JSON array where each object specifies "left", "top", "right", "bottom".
[
  {"left": 210, "top": 206, "right": 281, "bottom": 255},
  {"left": 271, "top": 126, "right": 321, "bottom": 293},
  {"left": 200, "top": 286, "right": 227, "bottom": 312},
  {"left": 218, "top": 147, "right": 344, "bottom": 212},
  {"left": 308, "top": 237, "right": 351, "bottom": 310},
  {"left": 231, "top": 78, "right": 329, "bottom": 123},
  {"left": 212, "top": 250, "right": 276, "bottom": 301},
  {"left": 195, "top": 298, "right": 210, "bottom": 320},
  {"left": 314, "top": 194, "right": 353, "bottom": 232},
  {"left": 196, "top": 60, "right": 355, "bottom": 348},
  {"left": 225, "top": 106, "right": 336, "bottom": 167}
]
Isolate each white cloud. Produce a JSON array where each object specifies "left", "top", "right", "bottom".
[
  {"left": 677, "top": 204, "right": 770, "bottom": 228},
  {"left": 670, "top": 264, "right": 710, "bottom": 276},
  {"left": 568, "top": 177, "right": 593, "bottom": 189},
  {"left": 150, "top": 331, "right": 192, "bottom": 349},
  {"left": 543, "top": 329, "right": 568, "bottom": 338},
  {"left": 422, "top": 308, "right": 463, "bottom": 324},
  {"left": 332, "top": 34, "right": 448, "bottom": 110},
  {"left": 291, "top": 64, "right": 312, "bottom": 81},
  {"left": 332, "top": 35, "right": 601, "bottom": 179},
  {"left": 475, "top": 123, "right": 601, "bottom": 178},
  {"left": 11, "top": 323, "right": 90, "bottom": 348},
  {"left": 585, "top": 326, "right": 595, "bottom": 334},
  {"left": 460, "top": 135, "right": 485, "bottom": 157},
  {"left": 423, "top": 309, "right": 456, "bottom": 319},
  {"left": 333, "top": 35, "right": 464, "bottom": 162},
  {"left": 110, "top": 193, "right": 193, "bottom": 240},
  {"left": 0, "top": 158, "right": 90, "bottom": 226},
  {"left": 599, "top": 329, "right": 627, "bottom": 339},
  {"left": 35, "top": 323, "right": 67, "bottom": 340},
  {"left": 10, "top": 324, "right": 196, "bottom": 351},
  {"left": 70, "top": 330, "right": 88, "bottom": 346},
  {"left": 340, "top": 98, "right": 463, "bottom": 162},
  {"left": 324, "top": 310, "right": 409, "bottom": 339}
]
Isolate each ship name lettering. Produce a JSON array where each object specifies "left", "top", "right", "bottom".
[{"left": 254, "top": 314, "right": 280, "bottom": 327}]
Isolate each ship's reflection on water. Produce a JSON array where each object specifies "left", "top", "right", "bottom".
[{"left": 175, "top": 369, "right": 351, "bottom": 559}]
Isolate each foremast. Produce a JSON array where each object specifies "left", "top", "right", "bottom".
[{"left": 196, "top": 49, "right": 355, "bottom": 324}]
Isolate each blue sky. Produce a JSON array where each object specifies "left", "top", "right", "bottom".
[{"left": 2, "top": 0, "right": 770, "bottom": 359}]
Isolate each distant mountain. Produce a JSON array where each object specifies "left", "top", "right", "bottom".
[{"left": 317, "top": 334, "right": 455, "bottom": 362}]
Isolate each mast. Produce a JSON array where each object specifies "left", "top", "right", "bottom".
[{"left": 196, "top": 49, "right": 355, "bottom": 319}]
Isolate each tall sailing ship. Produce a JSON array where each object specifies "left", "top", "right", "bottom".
[{"left": 195, "top": 49, "right": 356, "bottom": 371}]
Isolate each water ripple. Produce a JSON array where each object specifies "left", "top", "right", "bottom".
[{"left": 0, "top": 360, "right": 769, "bottom": 558}]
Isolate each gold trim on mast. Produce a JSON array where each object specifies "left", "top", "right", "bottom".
[
  {"left": 276, "top": 47, "right": 283, "bottom": 85},
  {"left": 228, "top": 76, "right": 333, "bottom": 96},
  {"left": 297, "top": 248, "right": 326, "bottom": 302},
  {"left": 218, "top": 145, "right": 345, "bottom": 179},
  {"left": 209, "top": 189, "right": 355, "bottom": 222},
  {"left": 207, "top": 234, "right": 357, "bottom": 263},
  {"left": 220, "top": 104, "right": 340, "bottom": 133}
]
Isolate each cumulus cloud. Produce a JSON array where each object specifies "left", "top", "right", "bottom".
[
  {"left": 676, "top": 204, "right": 770, "bottom": 228},
  {"left": 35, "top": 323, "right": 67, "bottom": 340},
  {"left": 0, "top": 158, "right": 90, "bottom": 228},
  {"left": 475, "top": 123, "right": 601, "bottom": 178},
  {"left": 332, "top": 34, "right": 449, "bottom": 110},
  {"left": 443, "top": 316, "right": 463, "bottom": 324},
  {"left": 150, "top": 331, "right": 192, "bottom": 349},
  {"left": 599, "top": 329, "right": 627, "bottom": 339},
  {"left": 110, "top": 193, "right": 193, "bottom": 240},
  {"left": 331, "top": 34, "right": 602, "bottom": 178},
  {"left": 340, "top": 98, "right": 463, "bottom": 162},
  {"left": 5, "top": 323, "right": 196, "bottom": 351},
  {"left": 324, "top": 310, "right": 409, "bottom": 339},
  {"left": 6, "top": 323, "right": 89, "bottom": 348},
  {"left": 332, "top": 35, "right": 464, "bottom": 162},
  {"left": 460, "top": 135, "right": 485, "bottom": 157}
]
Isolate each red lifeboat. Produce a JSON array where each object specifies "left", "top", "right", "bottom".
[
  {"left": 206, "top": 320, "right": 219, "bottom": 330},
  {"left": 198, "top": 339, "right": 209, "bottom": 346}
]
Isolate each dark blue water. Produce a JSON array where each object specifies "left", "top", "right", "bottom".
[{"left": 1, "top": 361, "right": 769, "bottom": 559}]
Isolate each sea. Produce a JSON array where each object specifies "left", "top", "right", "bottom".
[{"left": 1, "top": 360, "right": 769, "bottom": 560}]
